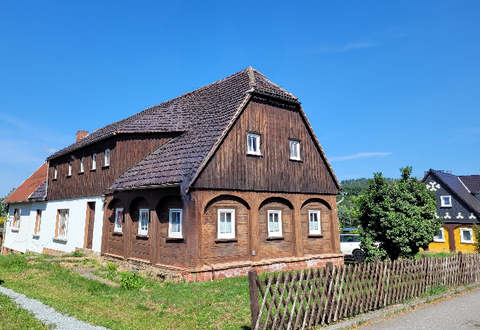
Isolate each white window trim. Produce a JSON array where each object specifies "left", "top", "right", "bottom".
[
  {"left": 168, "top": 209, "right": 183, "bottom": 238},
  {"left": 68, "top": 161, "right": 72, "bottom": 176},
  {"left": 12, "top": 209, "right": 21, "bottom": 230},
  {"left": 247, "top": 133, "right": 261, "bottom": 156},
  {"left": 114, "top": 208, "right": 124, "bottom": 233},
  {"left": 441, "top": 195, "right": 452, "bottom": 207},
  {"left": 34, "top": 209, "right": 42, "bottom": 236},
  {"left": 268, "top": 210, "right": 283, "bottom": 237},
  {"left": 138, "top": 209, "right": 149, "bottom": 235},
  {"left": 460, "top": 228, "right": 474, "bottom": 244},
  {"left": 54, "top": 166, "right": 58, "bottom": 180},
  {"left": 217, "top": 209, "right": 235, "bottom": 239},
  {"left": 433, "top": 227, "right": 445, "bottom": 242},
  {"left": 289, "top": 140, "right": 301, "bottom": 161},
  {"left": 309, "top": 210, "right": 321, "bottom": 235},
  {"left": 92, "top": 154, "right": 97, "bottom": 170},
  {"left": 57, "top": 209, "right": 69, "bottom": 238},
  {"left": 80, "top": 157, "right": 85, "bottom": 173},
  {"left": 105, "top": 149, "right": 110, "bottom": 167}
]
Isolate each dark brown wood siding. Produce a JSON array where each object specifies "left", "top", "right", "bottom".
[
  {"left": 47, "top": 133, "right": 172, "bottom": 200},
  {"left": 193, "top": 97, "right": 338, "bottom": 194},
  {"left": 301, "top": 201, "right": 333, "bottom": 255},
  {"left": 258, "top": 200, "right": 294, "bottom": 258}
]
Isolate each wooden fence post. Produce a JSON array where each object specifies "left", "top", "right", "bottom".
[
  {"left": 248, "top": 269, "right": 260, "bottom": 330},
  {"left": 458, "top": 251, "right": 463, "bottom": 285}
]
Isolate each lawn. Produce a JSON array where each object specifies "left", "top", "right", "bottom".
[
  {"left": 0, "top": 254, "right": 252, "bottom": 330},
  {"left": 0, "top": 292, "right": 51, "bottom": 330}
]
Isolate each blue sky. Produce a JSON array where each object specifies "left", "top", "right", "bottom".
[{"left": 1, "top": 0, "right": 479, "bottom": 197}]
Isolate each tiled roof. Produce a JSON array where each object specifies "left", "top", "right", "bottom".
[
  {"left": 44, "top": 67, "right": 338, "bottom": 192},
  {"left": 109, "top": 67, "right": 305, "bottom": 191},
  {"left": 458, "top": 175, "right": 480, "bottom": 194},
  {"left": 425, "top": 169, "right": 480, "bottom": 217},
  {"left": 4, "top": 164, "right": 47, "bottom": 204}
]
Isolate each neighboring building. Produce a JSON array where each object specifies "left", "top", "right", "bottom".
[
  {"left": 423, "top": 169, "right": 480, "bottom": 253},
  {"left": 3, "top": 164, "right": 48, "bottom": 254},
  {"left": 4, "top": 67, "right": 343, "bottom": 280}
]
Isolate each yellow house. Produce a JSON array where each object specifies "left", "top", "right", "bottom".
[{"left": 423, "top": 169, "right": 480, "bottom": 253}]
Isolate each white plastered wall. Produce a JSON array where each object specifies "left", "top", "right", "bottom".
[{"left": 4, "top": 196, "right": 104, "bottom": 254}]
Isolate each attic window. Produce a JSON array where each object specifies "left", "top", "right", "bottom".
[
  {"left": 247, "top": 133, "right": 261, "bottom": 156},
  {"left": 441, "top": 196, "right": 452, "bottom": 207},
  {"left": 80, "top": 157, "right": 85, "bottom": 173},
  {"left": 104, "top": 149, "right": 110, "bottom": 167},
  {"left": 289, "top": 140, "right": 301, "bottom": 160},
  {"left": 92, "top": 154, "right": 97, "bottom": 171},
  {"left": 68, "top": 161, "right": 72, "bottom": 177},
  {"left": 54, "top": 166, "right": 58, "bottom": 180}
]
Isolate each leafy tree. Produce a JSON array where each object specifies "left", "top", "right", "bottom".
[
  {"left": 357, "top": 166, "right": 441, "bottom": 261},
  {"left": 473, "top": 224, "right": 480, "bottom": 253},
  {"left": 0, "top": 188, "right": 15, "bottom": 227}
]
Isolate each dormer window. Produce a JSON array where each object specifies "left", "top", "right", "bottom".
[
  {"left": 104, "top": 149, "right": 110, "bottom": 167},
  {"left": 289, "top": 140, "right": 301, "bottom": 160},
  {"left": 247, "top": 133, "right": 261, "bottom": 155},
  {"left": 441, "top": 196, "right": 452, "bottom": 207},
  {"left": 68, "top": 161, "right": 72, "bottom": 176},
  {"left": 92, "top": 154, "right": 97, "bottom": 171},
  {"left": 80, "top": 157, "right": 85, "bottom": 173}
]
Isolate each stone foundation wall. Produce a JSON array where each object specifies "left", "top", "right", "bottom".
[{"left": 183, "top": 256, "right": 344, "bottom": 282}]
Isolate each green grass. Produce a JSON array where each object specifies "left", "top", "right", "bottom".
[
  {"left": 0, "top": 254, "right": 251, "bottom": 329},
  {"left": 0, "top": 292, "right": 52, "bottom": 330},
  {"left": 416, "top": 252, "right": 456, "bottom": 259}
]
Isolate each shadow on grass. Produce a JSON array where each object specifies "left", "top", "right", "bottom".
[
  {"left": 240, "top": 326, "right": 251, "bottom": 330},
  {"left": 0, "top": 279, "right": 4, "bottom": 285}
]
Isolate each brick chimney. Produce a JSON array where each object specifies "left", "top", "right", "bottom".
[{"left": 76, "top": 130, "right": 89, "bottom": 142}]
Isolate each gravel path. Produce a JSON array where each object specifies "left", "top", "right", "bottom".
[{"left": 0, "top": 286, "right": 109, "bottom": 330}]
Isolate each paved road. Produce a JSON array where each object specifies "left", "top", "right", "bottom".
[{"left": 358, "top": 287, "right": 480, "bottom": 330}]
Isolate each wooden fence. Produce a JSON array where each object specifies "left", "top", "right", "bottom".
[{"left": 248, "top": 253, "right": 480, "bottom": 330}]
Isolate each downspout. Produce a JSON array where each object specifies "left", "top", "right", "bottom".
[{"left": 336, "top": 191, "right": 347, "bottom": 205}]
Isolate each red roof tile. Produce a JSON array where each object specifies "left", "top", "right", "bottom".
[{"left": 4, "top": 164, "right": 47, "bottom": 203}]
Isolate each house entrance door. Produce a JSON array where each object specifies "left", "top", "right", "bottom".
[{"left": 84, "top": 202, "right": 95, "bottom": 249}]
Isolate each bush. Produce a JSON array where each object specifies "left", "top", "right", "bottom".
[
  {"left": 473, "top": 224, "right": 480, "bottom": 253},
  {"left": 120, "top": 272, "right": 143, "bottom": 290}
]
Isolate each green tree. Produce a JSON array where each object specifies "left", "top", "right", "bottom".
[
  {"left": 473, "top": 224, "right": 480, "bottom": 253},
  {"left": 357, "top": 166, "right": 441, "bottom": 261}
]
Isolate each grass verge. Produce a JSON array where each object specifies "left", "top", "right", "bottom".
[
  {"left": 0, "top": 292, "right": 52, "bottom": 330},
  {"left": 0, "top": 254, "right": 251, "bottom": 330}
]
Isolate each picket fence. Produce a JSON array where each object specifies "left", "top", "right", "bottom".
[{"left": 248, "top": 253, "right": 480, "bottom": 330}]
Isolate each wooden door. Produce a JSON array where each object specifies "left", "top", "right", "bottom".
[{"left": 84, "top": 202, "right": 95, "bottom": 249}]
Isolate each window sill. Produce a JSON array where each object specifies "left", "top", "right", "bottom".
[
  {"left": 460, "top": 241, "right": 474, "bottom": 244},
  {"left": 266, "top": 236, "right": 284, "bottom": 241},
  {"left": 136, "top": 234, "right": 149, "bottom": 239},
  {"left": 215, "top": 238, "right": 238, "bottom": 243},
  {"left": 308, "top": 234, "right": 323, "bottom": 238},
  {"left": 166, "top": 237, "right": 184, "bottom": 242},
  {"left": 53, "top": 237, "right": 67, "bottom": 242},
  {"left": 440, "top": 206, "right": 452, "bottom": 208},
  {"left": 66, "top": 175, "right": 71, "bottom": 178},
  {"left": 32, "top": 234, "right": 40, "bottom": 239},
  {"left": 78, "top": 172, "right": 84, "bottom": 175},
  {"left": 102, "top": 166, "right": 110, "bottom": 169},
  {"left": 113, "top": 231, "right": 123, "bottom": 236},
  {"left": 433, "top": 239, "right": 445, "bottom": 243},
  {"left": 11, "top": 228, "right": 19, "bottom": 232},
  {"left": 289, "top": 158, "right": 303, "bottom": 163},
  {"left": 90, "top": 169, "right": 96, "bottom": 172},
  {"left": 246, "top": 153, "right": 263, "bottom": 158}
]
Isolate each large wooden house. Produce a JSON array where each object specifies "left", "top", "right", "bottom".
[
  {"left": 423, "top": 169, "right": 480, "bottom": 253},
  {"left": 5, "top": 68, "right": 343, "bottom": 280}
]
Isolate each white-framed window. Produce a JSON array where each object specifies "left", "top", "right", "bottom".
[
  {"left": 168, "top": 209, "right": 183, "bottom": 238},
  {"left": 56, "top": 209, "right": 69, "bottom": 238},
  {"left": 80, "top": 157, "right": 85, "bottom": 173},
  {"left": 289, "top": 140, "right": 301, "bottom": 160},
  {"left": 433, "top": 228, "right": 445, "bottom": 242},
  {"left": 460, "top": 228, "right": 474, "bottom": 244},
  {"left": 92, "top": 154, "right": 97, "bottom": 170},
  {"left": 104, "top": 149, "right": 110, "bottom": 167},
  {"left": 218, "top": 209, "right": 235, "bottom": 239},
  {"left": 12, "top": 208, "right": 21, "bottom": 229},
  {"left": 68, "top": 161, "right": 72, "bottom": 176},
  {"left": 34, "top": 209, "right": 42, "bottom": 235},
  {"left": 138, "top": 208, "right": 149, "bottom": 235},
  {"left": 268, "top": 210, "right": 282, "bottom": 237},
  {"left": 247, "top": 133, "right": 261, "bottom": 155},
  {"left": 441, "top": 196, "right": 452, "bottom": 207},
  {"left": 114, "top": 208, "right": 124, "bottom": 233},
  {"left": 54, "top": 166, "right": 58, "bottom": 180},
  {"left": 309, "top": 210, "right": 321, "bottom": 235}
]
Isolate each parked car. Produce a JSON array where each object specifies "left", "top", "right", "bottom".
[{"left": 340, "top": 234, "right": 365, "bottom": 262}]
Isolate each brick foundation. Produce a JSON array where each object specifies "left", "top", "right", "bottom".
[{"left": 182, "top": 255, "right": 344, "bottom": 282}]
